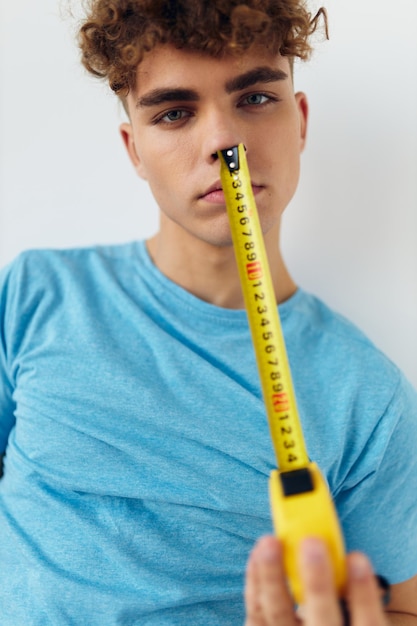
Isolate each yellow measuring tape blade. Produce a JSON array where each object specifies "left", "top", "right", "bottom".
[
  {"left": 218, "top": 144, "right": 308, "bottom": 472},
  {"left": 219, "top": 144, "right": 346, "bottom": 603}
]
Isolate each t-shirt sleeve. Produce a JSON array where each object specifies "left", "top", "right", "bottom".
[
  {"left": 336, "top": 374, "right": 417, "bottom": 584},
  {"left": 0, "top": 261, "right": 18, "bottom": 453}
]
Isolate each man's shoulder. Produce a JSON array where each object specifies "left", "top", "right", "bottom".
[
  {"left": 289, "top": 289, "right": 377, "bottom": 347},
  {"left": 1, "top": 241, "right": 141, "bottom": 285},
  {"left": 289, "top": 289, "right": 403, "bottom": 390}
]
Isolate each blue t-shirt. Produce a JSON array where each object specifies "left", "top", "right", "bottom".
[{"left": 1, "top": 241, "right": 417, "bottom": 625}]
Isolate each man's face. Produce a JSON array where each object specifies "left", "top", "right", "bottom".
[{"left": 121, "top": 45, "right": 308, "bottom": 248}]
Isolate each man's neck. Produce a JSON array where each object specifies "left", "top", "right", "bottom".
[{"left": 146, "top": 222, "right": 296, "bottom": 310}]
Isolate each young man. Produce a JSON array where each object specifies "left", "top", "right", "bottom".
[{"left": 0, "top": 1, "right": 416, "bottom": 624}]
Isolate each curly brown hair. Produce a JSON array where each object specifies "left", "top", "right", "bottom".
[{"left": 78, "top": 0, "right": 327, "bottom": 97}]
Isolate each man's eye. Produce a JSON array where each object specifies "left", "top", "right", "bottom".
[
  {"left": 155, "top": 109, "right": 191, "bottom": 124},
  {"left": 239, "top": 93, "right": 279, "bottom": 108},
  {"left": 244, "top": 93, "right": 269, "bottom": 105},
  {"left": 164, "top": 110, "right": 184, "bottom": 121}
]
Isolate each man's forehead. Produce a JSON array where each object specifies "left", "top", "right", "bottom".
[{"left": 133, "top": 44, "right": 290, "bottom": 96}]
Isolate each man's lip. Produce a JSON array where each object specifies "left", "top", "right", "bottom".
[
  {"left": 199, "top": 180, "right": 263, "bottom": 199},
  {"left": 199, "top": 180, "right": 224, "bottom": 198}
]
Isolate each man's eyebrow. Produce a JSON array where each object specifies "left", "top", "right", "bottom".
[
  {"left": 225, "top": 67, "right": 288, "bottom": 93},
  {"left": 136, "top": 88, "right": 200, "bottom": 108},
  {"left": 135, "top": 67, "right": 288, "bottom": 108}
]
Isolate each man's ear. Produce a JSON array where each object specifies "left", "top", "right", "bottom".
[
  {"left": 295, "top": 92, "right": 308, "bottom": 152},
  {"left": 119, "top": 123, "right": 147, "bottom": 180}
]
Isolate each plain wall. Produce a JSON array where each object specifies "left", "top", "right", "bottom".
[{"left": 0, "top": 0, "right": 416, "bottom": 387}]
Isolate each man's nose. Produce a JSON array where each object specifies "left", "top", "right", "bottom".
[{"left": 202, "top": 110, "right": 245, "bottom": 164}]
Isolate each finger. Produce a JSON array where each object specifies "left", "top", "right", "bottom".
[
  {"left": 299, "top": 538, "right": 343, "bottom": 626},
  {"left": 252, "top": 535, "right": 298, "bottom": 625},
  {"left": 346, "top": 553, "right": 387, "bottom": 626},
  {"left": 245, "top": 547, "right": 267, "bottom": 626}
]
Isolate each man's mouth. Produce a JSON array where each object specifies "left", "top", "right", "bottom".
[{"left": 200, "top": 181, "right": 263, "bottom": 204}]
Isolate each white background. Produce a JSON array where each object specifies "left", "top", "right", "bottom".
[{"left": 0, "top": 0, "right": 416, "bottom": 387}]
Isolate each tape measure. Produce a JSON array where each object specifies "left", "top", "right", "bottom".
[{"left": 218, "top": 144, "right": 346, "bottom": 604}]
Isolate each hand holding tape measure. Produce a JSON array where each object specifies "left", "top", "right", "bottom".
[{"left": 218, "top": 144, "right": 389, "bottom": 611}]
